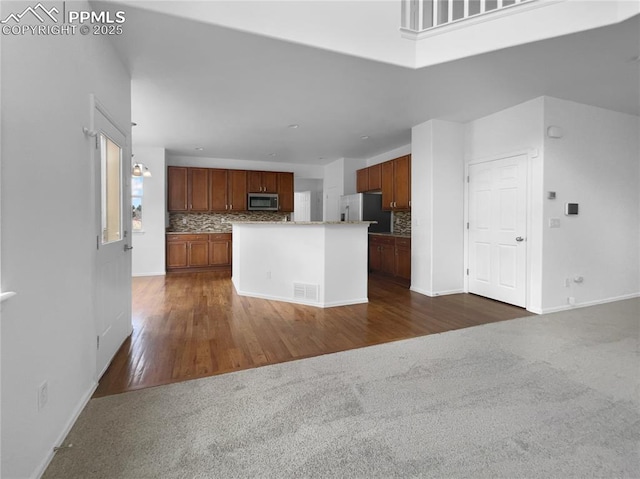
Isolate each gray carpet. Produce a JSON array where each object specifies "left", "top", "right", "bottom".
[{"left": 44, "top": 298, "right": 640, "bottom": 478}]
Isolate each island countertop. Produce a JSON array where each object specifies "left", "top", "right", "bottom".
[{"left": 228, "top": 221, "right": 375, "bottom": 225}]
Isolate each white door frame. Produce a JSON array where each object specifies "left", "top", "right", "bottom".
[{"left": 463, "top": 148, "right": 537, "bottom": 311}]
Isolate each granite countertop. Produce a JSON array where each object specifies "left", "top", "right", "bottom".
[{"left": 228, "top": 221, "right": 375, "bottom": 225}]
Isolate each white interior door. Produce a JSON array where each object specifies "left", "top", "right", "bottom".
[
  {"left": 293, "top": 191, "right": 311, "bottom": 221},
  {"left": 468, "top": 154, "right": 527, "bottom": 307},
  {"left": 94, "top": 107, "right": 132, "bottom": 378}
]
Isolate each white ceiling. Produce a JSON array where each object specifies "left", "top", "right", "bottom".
[{"left": 99, "top": 1, "right": 640, "bottom": 165}]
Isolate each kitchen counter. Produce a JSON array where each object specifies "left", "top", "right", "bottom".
[
  {"left": 228, "top": 221, "right": 375, "bottom": 225},
  {"left": 166, "top": 231, "right": 229, "bottom": 234},
  {"left": 368, "top": 232, "right": 411, "bottom": 238}
]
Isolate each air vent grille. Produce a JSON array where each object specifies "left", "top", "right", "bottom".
[{"left": 293, "top": 283, "right": 319, "bottom": 301}]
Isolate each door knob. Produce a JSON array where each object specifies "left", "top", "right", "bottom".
[
  {"left": 124, "top": 244, "right": 133, "bottom": 251},
  {"left": 515, "top": 236, "right": 524, "bottom": 242}
]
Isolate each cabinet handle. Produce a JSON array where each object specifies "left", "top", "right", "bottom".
[
  {"left": 230, "top": 204, "right": 233, "bottom": 210},
  {"left": 390, "top": 201, "right": 393, "bottom": 208}
]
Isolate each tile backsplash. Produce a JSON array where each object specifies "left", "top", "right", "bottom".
[
  {"left": 393, "top": 211, "right": 411, "bottom": 236},
  {"left": 169, "top": 212, "right": 288, "bottom": 233}
]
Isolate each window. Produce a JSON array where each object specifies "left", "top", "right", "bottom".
[
  {"left": 132, "top": 176, "right": 143, "bottom": 232},
  {"left": 100, "top": 133, "right": 123, "bottom": 244}
]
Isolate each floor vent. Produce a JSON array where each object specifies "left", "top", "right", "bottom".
[{"left": 293, "top": 283, "right": 319, "bottom": 301}]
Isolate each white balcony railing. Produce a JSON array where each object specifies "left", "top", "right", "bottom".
[{"left": 401, "top": 0, "right": 537, "bottom": 36}]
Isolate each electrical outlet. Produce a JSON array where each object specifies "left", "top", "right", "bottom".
[
  {"left": 38, "top": 381, "right": 48, "bottom": 411},
  {"left": 567, "top": 296, "right": 576, "bottom": 306}
]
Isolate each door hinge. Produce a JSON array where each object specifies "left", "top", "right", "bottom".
[
  {"left": 96, "top": 335, "right": 100, "bottom": 350},
  {"left": 466, "top": 175, "right": 469, "bottom": 183},
  {"left": 466, "top": 268, "right": 469, "bottom": 275},
  {"left": 96, "top": 235, "right": 100, "bottom": 250},
  {"left": 466, "top": 222, "right": 469, "bottom": 229}
]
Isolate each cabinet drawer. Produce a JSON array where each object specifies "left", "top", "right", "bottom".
[
  {"left": 209, "top": 233, "right": 232, "bottom": 241},
  {"left": 395, "top": 237, "right": 411, "bottom": 248},
  {"left": 369, "top": 235, "right": 395, "bottom": 246},
  {"left": 167, "top": 234, "right": 209, "bottom": 242}
]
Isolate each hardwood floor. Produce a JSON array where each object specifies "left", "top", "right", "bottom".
[{"left": 94, "top": 272, "right": 533, "bottom": 397}]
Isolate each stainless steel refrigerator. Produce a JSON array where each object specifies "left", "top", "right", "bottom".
[{"left": 339, "top": 193, "right": 391, "bottom": 233}]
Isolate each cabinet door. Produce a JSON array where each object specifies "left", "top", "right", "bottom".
[
  {"left": 210, "top": 169, "right": 228, "bottom": 211},
  {"left": 263, "top": 172, "right": 278, "bottom": 193},
  {"left": 368, "top": 163, "right": 382, "bottom": 191},
  {"left": 247, "top": 171, "right": 263, "bottom": 193},
  {"left": 381, "top": 160, "right": 394, "bottom": 211},
  {"left": 277, "top": 172, "right": 294, "bottom": 212},
  {"left": 356, "top": 168, "right": 368, "bottom": 193},
  {"left": 228, "top": 170, "right": 247, "bottom": 211},
  {"left": 369, "top": 240, "right": 381, "bottom": 272},
  {"left": 209, "top": 240, "right": 231, "bottom": 266},
  {"left": 167, "top": 167, "right": 188, "bottom": 212},
  {"left": 394, "top": 156, "right": 411, "bottom": 210},
  {"left": 395, "top": 244, "right": 411, "bottom": 280},
  {"left": 381, "top": 245, "right": 396, "bottom": 275},
  {"left": 188, "top": 241, "right": 209, "bottom": 267},
  {"left": 189, "top": 168, "right": 210, "bottom": 211},
  {"left": 166, "top": 241, "right": 188, "bottom": 268}
]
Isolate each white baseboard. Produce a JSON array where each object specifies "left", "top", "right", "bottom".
[
  {"left": 132, "top": 271, "right": 166, "bottom": 277},
  {"left": 539, "top": 292, "right": 640, "bottom": 314},
  {"left": 235, "top": 289, "right": 368, "bottom": 308},
  {"left": 32, "top": 381, "right": 98, "bottom": 479},
  {"left": 410, "top": 286, "right": 464, "bottom": 297}
]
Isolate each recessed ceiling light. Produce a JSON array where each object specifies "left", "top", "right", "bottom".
[
  {"left": 269, "top": 153, "right": 277, "bottom": 157},
  {"left": 288, "top": 124, "right": 299, "bottom": 129},
  {"left": 195, "top": 147, "right": 204, "bottom": 151},
  {"left": 361, "top": 135, "right": 370, "bottom": 140}
]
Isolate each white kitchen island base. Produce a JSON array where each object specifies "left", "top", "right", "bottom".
[{"left": 231, "top": 222, "right": 371, "bottom": 308}]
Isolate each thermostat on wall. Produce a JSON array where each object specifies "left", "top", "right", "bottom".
[{"left": 565, "top": 203, "right": 579, "bottom": 215}]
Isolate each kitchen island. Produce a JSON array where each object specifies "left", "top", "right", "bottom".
[{"left": 231, "top": 221, "right": 372, "bottom": 308}]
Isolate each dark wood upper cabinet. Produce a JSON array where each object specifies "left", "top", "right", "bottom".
[
  {"left": 209, "top": 169, "right": 228, "bottom": 212},
  {"left": 356, "top": 168, "right": 368, "bottom": 193},
  {"left": 381, "top": 160, "right": 395, "bottom": 211},
  {"left": 169, "top": 167, "right": 292, "bottom": 213},
  {"left": 248, "top": 171, "right": 277, "bottom": 193},
  {"left": 356, "top": 163, "right": 383, "bottom": 193},
  {"left": 167, "top": 167, "right": 188, "bottom": 212},
  {"left": 368, "top": 163, "right": 382, "bottom": 191},
  {"left": 277, "top": 172, "right": 294, "bottom": 213},
  {"left": 188, "top": 168, "right": 210, "bottom": 212},
  {"left": 393, "top": 155, "right": 411, "bottom": 210},
  {"left": 381, "top": 155, "right": 411, "bottom": 211},
  {"left": 228, "top": 170, "right": 247, "bottom": 211}
]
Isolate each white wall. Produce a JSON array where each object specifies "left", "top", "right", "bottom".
[
  {"left": 411, "top": 120, "right": 465, "bottom": 296},
  {"left": 464, "top": 97, "right": 545, "bottom": 312},
  {"left": 0, "top": 2, "right": 131, "bottom": 477},
  {"left": 463, "top": 96, "right": 640, "bottom": 313},
  {"left": 132, "top": 147, "right": 167, "bottom": 277},
  {"left": 541, "top": 97, "right": 640, "bottom": 311},
  {"left": 366, "top": 144, "right": 411, "bottom": 167}
]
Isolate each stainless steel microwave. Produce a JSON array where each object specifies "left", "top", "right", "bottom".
[{"left": 248, "top": 193, "right": 279, "bottom": 211}]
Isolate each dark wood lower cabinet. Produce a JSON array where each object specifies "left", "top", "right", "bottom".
[
  {"left": 369, "top": 234, "right": 411, "bottom": 284},
  {"left": 167, "top": 233, "right": 232, "bottom": 273}
]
